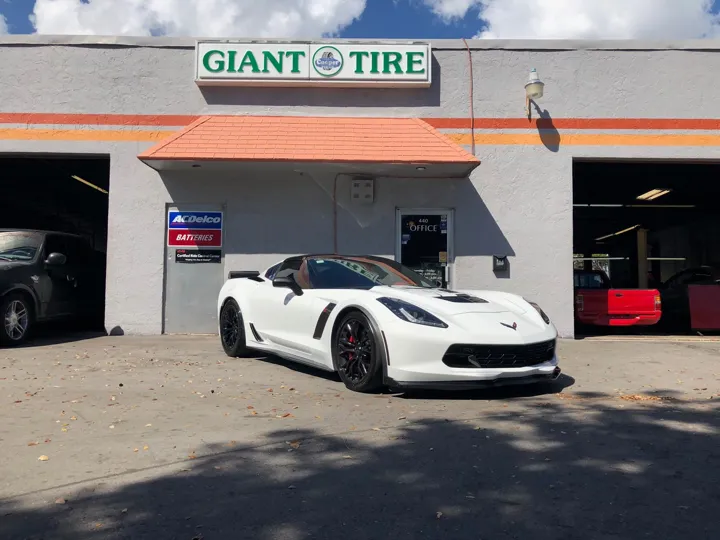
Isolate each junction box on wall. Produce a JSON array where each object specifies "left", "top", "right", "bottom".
[{"left": 350, "top": 176, "right": 375, "bottom": 205}]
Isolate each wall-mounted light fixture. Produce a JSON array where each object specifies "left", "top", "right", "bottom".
[{"left": 525, "top": 68, "right": 545, "bottom": 118}]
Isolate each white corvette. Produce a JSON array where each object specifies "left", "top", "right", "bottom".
[{"left": 217, "top": 254, "right": 561, "bottom": 393}]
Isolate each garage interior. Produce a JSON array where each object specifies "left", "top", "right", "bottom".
[
  {"left": 573, "top": 159, "right": 720, "bottom": 336},
  {"left": 0, "top": 155, "right": 110, "bottom": 332}
]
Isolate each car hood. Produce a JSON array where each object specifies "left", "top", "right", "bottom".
[
  {"left": 367, "top": 286, "right": 555, "bottom": 340},
  {"left": 369, "top": 286, "right": 529, "bottom": 315}
]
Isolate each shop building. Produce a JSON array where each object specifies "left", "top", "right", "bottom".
[{"left": 2, "top": 36, "right": 720, "bottom": 338}]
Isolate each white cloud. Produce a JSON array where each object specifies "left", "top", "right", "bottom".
[
  {"left": 0, "top": 13, "right": 8, "bottom": 35},
  {"left": 31, "top": 0, "right": 367, "bottom": 38},
  {"left": 423, "top": 0, "right": 720, "bottom": 39}
]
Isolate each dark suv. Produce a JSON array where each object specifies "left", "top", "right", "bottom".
[{"left": 0, "top": 229, "right": 105, "bottom": 345}]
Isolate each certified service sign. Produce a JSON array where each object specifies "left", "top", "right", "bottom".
[{"left": 195, "top": 40, "right": 431, "bottom": 88}]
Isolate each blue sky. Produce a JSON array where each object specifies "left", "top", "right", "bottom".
[
  {"left": 2, "top": 0, "right": 720, "bottom": 40},
  {"left": 1, "top": 0, "right": 485, "bottom": 37}
]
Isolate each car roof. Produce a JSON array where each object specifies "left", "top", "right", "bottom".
[
  {"left": 0, "top": 228, "right": 84, "bottom": 239},
  {"left": 289, "top": 254, "right": 394, "bottom": 261}
]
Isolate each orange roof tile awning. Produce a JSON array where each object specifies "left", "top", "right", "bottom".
[{"left": 138, "top": 115, "right": 480, "bottom": 177}]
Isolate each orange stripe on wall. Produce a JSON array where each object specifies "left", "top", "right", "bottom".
[
  {"left": 0, "top": 113, "right": 199, "bottom": 126},
  {"left": 0, "top": 128, "right": 177, "bottom": 142},
  {"left": 424, "top": 118, "right": 720, "bottom": 130},
  {"left": 1, "top": 113, "right": 720, "bottom": 131},
  {"left": 447, "top": 133, "right": 720, "bottom": 146}
]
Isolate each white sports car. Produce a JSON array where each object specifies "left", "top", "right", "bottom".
[{"left": 217, "top": 254, "right": 561, "bottom": 393}]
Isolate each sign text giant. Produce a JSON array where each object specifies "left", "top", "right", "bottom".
[{"left": 195, "top": 41, "right": 431, "bottom": 88}]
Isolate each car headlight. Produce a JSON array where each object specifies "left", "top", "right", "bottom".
[
  {"left": 377, "top": 297, "right": 448, "bottom": 328},
  {"left": 528, "top": 301, "right": 551, "bottom": 324}
]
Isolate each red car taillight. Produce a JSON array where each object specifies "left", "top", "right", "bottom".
[{"left": 655, "top": 294, "right": 662, "bottom": 311}]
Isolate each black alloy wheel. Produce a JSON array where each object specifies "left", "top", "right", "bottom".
[
  {"left": 1, "top": 294, "right": 33, "bottom": 346},
  {"left": 334, "top": 310, "right": 383, "bottom": 393},
  {"left": 219, "top": 299, "right": 248, "bottom": 357}
]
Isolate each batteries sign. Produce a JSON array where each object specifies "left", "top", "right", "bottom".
[{"left": 168, "top": 210, "right": 223, "bottom": 247}]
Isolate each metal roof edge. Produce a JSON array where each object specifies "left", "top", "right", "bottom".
[{"left": 2, "top": 35, "right": 720, "bottom": 52}]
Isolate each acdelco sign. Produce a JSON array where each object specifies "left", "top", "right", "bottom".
[
  {"left": 195, "top": 41, "right": 431, "bottom": 88},
  {"left": 167, "top": 210, "right": 223, "bottom": 248},
  {"left": 168, "top": 211, "right": 223, "bottom": 230}
]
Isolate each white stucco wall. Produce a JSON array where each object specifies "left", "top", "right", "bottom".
[{"left": 2, "top": 36, "right": 720, "bottom": 337}]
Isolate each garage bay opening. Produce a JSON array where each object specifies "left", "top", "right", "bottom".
[
  {"left": 0, "top": 155, "right": 110, "bottom": 343},
  {"left": 573, "top": 159, "right": 720, "bottom": 337}
]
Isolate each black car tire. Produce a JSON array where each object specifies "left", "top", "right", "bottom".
[
  {"left": 1, "top": 293, "right": 33, "bottom": 346},
  {"left": 332, "top": 310, "right": 384, "bottom": 393},
  {"left": 219, "top": 299, "right": 250, "bottom": 357}
]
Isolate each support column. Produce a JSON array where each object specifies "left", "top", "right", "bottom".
[{"left": 637, "top": 228, "right": 649, "bottom": 288}]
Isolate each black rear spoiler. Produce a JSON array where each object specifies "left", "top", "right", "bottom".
[{"left": 228, "top": 271, "right": 263, "bottom": 281}]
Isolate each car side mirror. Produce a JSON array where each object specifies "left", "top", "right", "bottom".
[
  {"left": 273, "top": 274, "right": 304, "bottom": 296},
  {"left": 45, "top": 252, "right": 67, "bottom": 266}
]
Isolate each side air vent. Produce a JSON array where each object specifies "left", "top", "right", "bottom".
[
  {"left": 437, "top": 294, "right": 488, "bottom": 303},
  {"left": 313, "top": 303, "right": 337, "bottom": 340},
  {"left": 249, "top": 323, "right": 263, "bottom": 342}
]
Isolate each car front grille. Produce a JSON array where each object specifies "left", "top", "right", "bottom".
[{"left": 442, "top": 340, "right": 556, "bottom": 369}]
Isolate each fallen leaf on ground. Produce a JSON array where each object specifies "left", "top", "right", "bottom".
[
  {"left": 188, "top": 453, "right": 197, "bottom": 459},
  {"left": 372, "top": 428, "right": 381, "bottom": 431},
  {"left": 343, "top": 455, "right": 353, "bottom": 459},
  {"left": 145, "top": 423, "right": 152, "bottom": 427},
  {"left": 251, "top": 411, "right": 258, "bottom": 415},
  {"left": 133, "top": 448, "right": 139, "bottom": 452},
  {"left": 121, "top": 508, "right": 128, "bottom": 514},
  {"left": 289, "top": 440, "right": 301, "bottom": 449},
  {"left": 397, "top": 416, "right": 407, "bottom": 420},
  {"left": 619, "top": 394, "right": 669, "bottom": 402},
  {"left": 55, "top": 498, "right": 66, "bottom": 504},
  {"left": 436, "top": 512, "right": 443, "bottom": 519},
  {"left": 247, "top": 406, "right": 254, "bottom": 410},
  {"left": 70, "top": 416, "right": 77, "bottom": 421},
  {"left": 143, "top": 445, "right": 149, "bottom": 451},
  {"left": 281, "top": 413, "right": 293, "bottom": 418},
  {"left": 38, "top": 455, "right": 49, "bottom": 461},
  {"left": 27, "top": 442, "right": 39, "bottom": 446},
  {"left": 61, "top": 427, "right": 68, "bottom": 432}
]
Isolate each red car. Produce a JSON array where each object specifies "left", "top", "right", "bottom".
[{"left": 574, "top": 269, "right": 662, "bottom": 328}]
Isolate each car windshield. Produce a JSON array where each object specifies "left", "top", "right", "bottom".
[
  {"left": 0, "top": 232, "right": 42, "bottom": 262},
  {"left": 305, "top": 256, "right": 437, "bottom": 289}
]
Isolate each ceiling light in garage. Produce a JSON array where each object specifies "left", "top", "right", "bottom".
[
  {"left": 595, "top": 224, "right": 641, "bottom": 242},
  {"left": 71, "top": 175, "right": 108, "bottom": 194},
  {"left": 636, "top": 188, "right": 671, "bottom": 201}
]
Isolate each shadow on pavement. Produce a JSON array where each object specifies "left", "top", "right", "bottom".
[{"left": 1, "top": 396, "right": 718, "bottom": 539}]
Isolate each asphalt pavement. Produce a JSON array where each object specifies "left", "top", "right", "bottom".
[{"left": 0, "top": 334, "right": 718, "bottom": 539}]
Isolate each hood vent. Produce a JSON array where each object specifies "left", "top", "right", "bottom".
[{"left": 437, "top": 294, "right": 488, "bottom": 303}]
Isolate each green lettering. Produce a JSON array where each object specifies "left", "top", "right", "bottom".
[
  {"left": 238, "top": 50, "right": 260, "bottom": 73},
  {"left": 349, "top": 51, "right": 369, "bottom": 74},
  {"left": 382, "top": 51, "right": 403, "bottom": 74},
  {"left": 370, "top": 51, "right": 380, "bottom": 74},
  {"left": 227, "top": 50, "right": 237, "bottom": 73},
  {"left": 285, "top": 50, "right": 306, "bottom": 73},
  {"left": 406, "top": 52, "right": 425, "bottom": 74},
  {"left": 202, "top": 50, "right": 225, "bottom": 73},
  {"left": 262, "top": 51, "right": 284, "bottom": 73}
]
